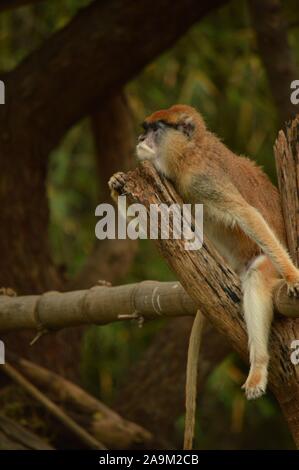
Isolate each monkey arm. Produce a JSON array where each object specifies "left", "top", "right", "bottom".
[
  {"left": 190, "top": 171, "right": 299, "bottom": 289},
  {"left": 224, "top": 194, "right": 299, "bottom": 287}
]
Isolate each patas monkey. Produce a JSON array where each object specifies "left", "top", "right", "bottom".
[{"left": 133, "top": 104, "right": 299, "bottom": 445}]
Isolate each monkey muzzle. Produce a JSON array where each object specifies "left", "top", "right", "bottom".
[{"left": 136, "top": 132, "right": 156, "bottom": 161}]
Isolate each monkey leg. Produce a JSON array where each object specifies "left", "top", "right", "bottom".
[{"left": 241, "top": 255, "right": 278, "bottom": 400}]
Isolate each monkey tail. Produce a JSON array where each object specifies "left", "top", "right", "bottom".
[{"left": 183, "top": 310, "right": 204, "bottom": 450}]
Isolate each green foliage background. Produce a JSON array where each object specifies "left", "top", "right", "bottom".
[{"left": 1, "top": 0, "right": 299, "bottom": 448}]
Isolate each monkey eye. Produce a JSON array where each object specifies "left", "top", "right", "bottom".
[
  {"left": 141, "top": 121, "right": 149, "bottom": 131},
  {"left": 141, "top": 120, "right": 166, "bottom": 132},
  {"left": 152, "top": 121, "right": 167, "bottom": 132}
]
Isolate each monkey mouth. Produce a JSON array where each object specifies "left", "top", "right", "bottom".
[{"left": 136, "top": 141, "right": 156, "bottom": 161}]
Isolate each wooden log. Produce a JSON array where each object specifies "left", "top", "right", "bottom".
[
  {"left": 274, "top": 115, "right": 299, "bottom": 446},
  {"left": 7, "top": 354, "right": 152, "bottom": 449},
  {"left": 0, "top": 414, "right": 53, "bottom": 450},
  {"left": 2, "top": 363, "right": 106, "bottom": 450},
  {"left": 274, "top": 116, "right": 299, "bottom": 266}
]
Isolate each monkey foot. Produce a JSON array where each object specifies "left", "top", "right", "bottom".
[
  {"left": 242, "top": 368, "right": 267, "bottom": 400},
  {"left": 242, "top": 383, "right": 266, "bottom": 400},
  {"left": 287, "top": 281, "right": 299, "bottom": 298}
]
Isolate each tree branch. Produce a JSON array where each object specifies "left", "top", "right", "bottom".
[
  {"left": 274, "top": 116, "right": 299, "bottom": 266},
  {"left": 273, "top": 115, "right": 299, "bottom": 445},
  {"left": 0, "top": 414, "right": 53, "bottom": 449},
  {"left": 2, "top": 362, "right": 106, "bottom": 450},
  {"left": 6, "top": 353, "right": 152, "bottom": 449},
  {"left": 4, "top": 0, "right": 229, "bottom": 152}
]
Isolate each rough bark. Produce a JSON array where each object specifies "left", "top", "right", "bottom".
[
  {"left": 274, "top": 117, "right": 299, "bottom": 266},
  {"left": 111, "top": 161, "right": 299, "bottom": 447},
  {"left": 248, "top": 0, "right": 298, "bottom": 123},
  {"left": 274, "top": 116, "right": 299, "bottom": 446}
]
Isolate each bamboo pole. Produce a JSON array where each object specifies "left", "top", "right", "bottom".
[
  {"left": 0, "top": 281, "right": 195, "bottom": 333},
  {"left": 0, "top": 275, "right": 297, "bottom": 335}
]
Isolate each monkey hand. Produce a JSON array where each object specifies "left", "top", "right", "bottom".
[
  {"left": 108, "top": 172, "right": 126, "bottom": 203},
  {"left": 286, "top": 269, "right": 299, "bottom": 297}
]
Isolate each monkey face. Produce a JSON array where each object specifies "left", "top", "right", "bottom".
[
  {"left": 136, "top": 106, "right": 201, "bottom": 180},
  {"left": 136, "top": 121, "right": 167, "bottom": 162},
  {"left": 136, "top": 108, "right": 197, "bottom": 164}
]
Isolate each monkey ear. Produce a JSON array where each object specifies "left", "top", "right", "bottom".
[{"left": 178, "top": 115, "right": 195, "bottom": 137}]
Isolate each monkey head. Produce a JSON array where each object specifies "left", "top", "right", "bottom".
[{"left": 136, "top": 104, "right": 206, "bottom": 177}]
